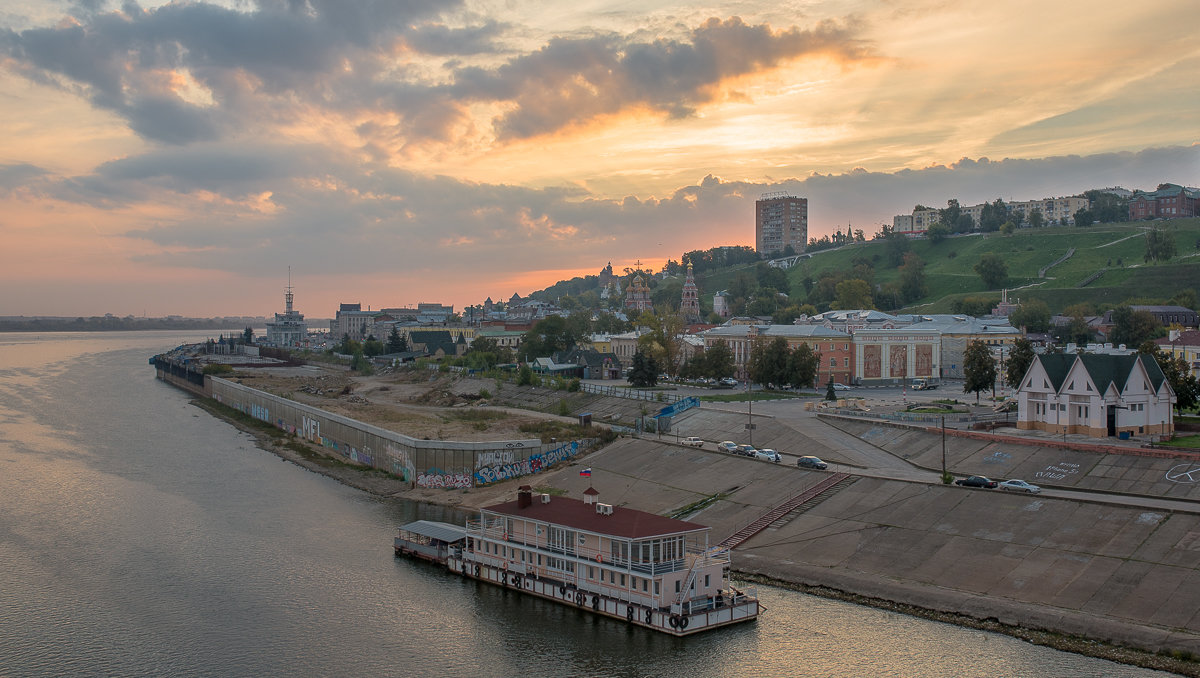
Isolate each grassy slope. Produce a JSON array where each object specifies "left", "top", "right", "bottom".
[{"left": 784, "top": 218, "right": 1200, "bottom": 313}]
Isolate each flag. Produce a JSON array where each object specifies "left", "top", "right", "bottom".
[{"left": 579, "top": 468, "right": 592, "bottom": 477}]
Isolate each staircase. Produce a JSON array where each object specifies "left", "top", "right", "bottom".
[{"left": 717, "top": 472, "right": 852, "bottom": 550}]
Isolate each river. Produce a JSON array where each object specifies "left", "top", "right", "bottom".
[{"left": 0, "top": 331, "right": 1176, "bottom": 677}]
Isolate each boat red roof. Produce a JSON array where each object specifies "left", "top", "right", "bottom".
[{"left": 483, "top": 495, "right": 707, "bottom": 539}]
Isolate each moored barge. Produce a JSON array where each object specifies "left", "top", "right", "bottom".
[{"left": 395, "top": 485, "right": 759, "bottom": 636}]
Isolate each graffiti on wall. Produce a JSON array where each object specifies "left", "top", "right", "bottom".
[
  {"left": 474, "top": 441, "right": 581, "bottom": 485},
  {"left": 302, "top": 415, "right": 320, "bottom": 441},
  {"left": 417, "top": 469, "right": 473, "bottom": 489},
  {"left": 385, "top": 443, "right": 414, "bottom": 482},
  {"left": 476, "top": 449, "right": 516, "bottom": 469}
]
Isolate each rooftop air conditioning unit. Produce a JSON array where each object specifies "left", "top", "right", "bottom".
[
  {"left": 596, "top": 503, "right": 613, "bottom": 515},
  {"left": 540, "top": 494, "right": 551, "bottom": 504}
]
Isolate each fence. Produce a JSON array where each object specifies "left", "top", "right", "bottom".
[{"left": 581, "top": 382, "right": 683, "bottom": 403}]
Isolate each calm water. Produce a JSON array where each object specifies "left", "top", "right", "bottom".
[{"left": 0, "top": 331, "right": 1175, "bottom": 677}]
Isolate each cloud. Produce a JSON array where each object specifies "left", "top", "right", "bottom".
[
  {"left": 1, "top": 5, "right": 871, "bottom": 149},
  {"left": 89, "top": 144, "right": 1194, "bottom": 289},
  {"left": 452, "top": 16, "right": 871, "bottom": 139}
]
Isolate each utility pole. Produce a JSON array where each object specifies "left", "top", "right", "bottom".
[{"left": 941, "top": 415, "right": 947, "bottom": 481}]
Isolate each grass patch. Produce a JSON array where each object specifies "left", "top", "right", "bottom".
[
  {"left": 907, "top": 406, "right": 967, "bottom": 414},
  {"left": 533, "top": 486, "right": 568, "bottom": 496},
  {"left": 1160, "top": 435, "right": 1200, "bottom": 449},
  {"left": 518, "top": 420, "right": 616, "bottom": 444},
  {"left": 667, "top": 492, "right": 729, "bottom": 520}
]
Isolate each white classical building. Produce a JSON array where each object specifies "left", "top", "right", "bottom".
[
  {"left": 1016, "top": 353, "right": 1175, "bottom": 439},
  {"left": 264, "top": 282, "right": 307, "bottom": 347}
]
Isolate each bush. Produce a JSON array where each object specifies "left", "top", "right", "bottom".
[
  {"left": 557, "top": 399, "right": 571, "bottom": 416},
  {"left": 479, "top": 388, "right": 491, "bottom": 399},
  {"left": 567, "top": 378, "right": 581, "bottom": 392},
  {"left": 202, "top": 363, "right": 233, "bottom": 375}
]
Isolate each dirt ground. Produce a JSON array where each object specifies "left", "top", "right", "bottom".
[
  {"left": 229, "top": 364, "right": 567, "bottom": 443},
  {"left": 218, "top": 364, "right": 587, "bottom": 509}
]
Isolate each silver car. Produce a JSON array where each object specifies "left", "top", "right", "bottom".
[{"left": 998, "top": 479, "right": 1041, "bottom": 494}]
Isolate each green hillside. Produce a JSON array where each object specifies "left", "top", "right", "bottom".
[{"left": 780, "top": 218, "right": 1200, "bottom": 314}]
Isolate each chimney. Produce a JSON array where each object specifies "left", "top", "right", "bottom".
[
  {"left": 583, "top": 486, "right": 599, "bottom": 505},
  {"left": 517, "top": 485, "right": 532, "bottom": 508}
]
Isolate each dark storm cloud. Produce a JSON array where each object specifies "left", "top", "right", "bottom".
[{"left": 2, "top": 4, "right": 870, "bottom": 146}]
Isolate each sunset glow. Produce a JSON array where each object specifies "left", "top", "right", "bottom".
[{"left": 1, "top": 0, "right": 1197, "bottom": 317}]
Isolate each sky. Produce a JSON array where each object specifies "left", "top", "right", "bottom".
[{"left": 1, "top": 0, "right": 1198, "bottom": 318}]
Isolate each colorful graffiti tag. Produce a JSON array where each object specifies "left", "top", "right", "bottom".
[
  {"left": 416, "top": 470, "right": 473, "bottom": 489},
  {"left": 474, "top": 441, "right": 581, "bottom": 486}
]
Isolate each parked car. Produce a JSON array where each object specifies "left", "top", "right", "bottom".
[
  {"left": 681, "top": 436, "right": 705, "bottom": 447},
  {"left": 720, "top": 377, "right": 738, "bottom": 387},
  {"left": 831, "top": 383, "right": 851, "bottom": 391},
  {"left": 735, "top": 444, "right": 757, "bottom": 457},
  {"left": 796, "top": 455, "right": 828, "bottom": 470},
  {"left": 755, "top": 449, "right": 781, "bottom": 463},
  {"left": 717, "top": 441, "right": 738, "bottom": 453},
  {"left": 955, "top": 475, "right": 998, "bottom": 488},
  {"left": 998, "top": 479, "right": 1041, "bottom": 494}
]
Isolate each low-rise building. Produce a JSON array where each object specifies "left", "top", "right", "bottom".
[
  {"left": 1128, "top": 183, "right": 1200, "bottom": 220},
  {"left": 1016, "top": 353, "right": 1174, "bottom": 439},
  {"left": 851, "top": 328, "right": 941, "bottom": 385},
  {"left": 1155, "top": 329, "right": 1200, "bottom": 377},
  {"left": 702, "top": 324, "right": 852, "bottom": 383},
  {"left": 906, "top": 315, "right": 1021, "bottom": 379}
]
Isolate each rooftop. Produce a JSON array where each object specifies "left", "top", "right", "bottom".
[{"left": 483, "top": 494, "right": 707, "bottom": 540}]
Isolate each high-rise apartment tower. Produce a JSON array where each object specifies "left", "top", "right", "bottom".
[{"left": 755, "top": 193, "right": 807, "bottom": 256}]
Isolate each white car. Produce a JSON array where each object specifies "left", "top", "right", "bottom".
[
  {"left": 755, "top": 449, "right": 781, "bottom": 463},
  {"left": 681, "top": 436, "right": 704, "bottom": 447},
  {"left": 998, "top": 479, "right": 1041, "bottom": 494},
  {"left": 832, "top": 383, "right": 851, "bottom": 391},
  {"left": 717, "top": 441, "right": 738, "bottom": 453}
]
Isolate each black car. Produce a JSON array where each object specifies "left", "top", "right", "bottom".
[
  {"left": 955, "top": 475, "right": 998, "bottom": 488},
  {"left": 796, "top": 456, "right": 828, "bottom": 470}
]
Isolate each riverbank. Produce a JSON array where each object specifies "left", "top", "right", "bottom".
[{"left": 192, "top": 395, "right": 1199, "bottom": 676}]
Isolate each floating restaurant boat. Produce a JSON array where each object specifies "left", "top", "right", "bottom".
[{"left": 394, "top": 485, "right": 760, "bottom": 635}]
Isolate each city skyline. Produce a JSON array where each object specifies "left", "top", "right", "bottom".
[{"left": 1, "top": 0, "right": 1198, "bottom": 317}]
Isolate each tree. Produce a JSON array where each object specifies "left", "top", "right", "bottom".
[
  {"left": 787, "top": 342, "right": 820, "bottom": 389},
  {"left": 962, "top": 340, "right": 997, "bottom": 402},
  {"left": 833, "top": 279, "right": 874, "bottom": 310},
  {"left": 1145, "top": 225, "right": 1177, "bottom": 264},
  {"left": 974, "top": 253, "right": 1008, "bottom": 289},
  {"left": 1005, "top": 337, "right": 1036, "bottom": 388},
  {"left": 1007, "top": 299, "right": 1051, "bottom": 333},
  {"left": 1109, "top": 306, "right": 1160, "bottom": 347},
  {"left": 898, "top": 252, "right": 927, "bottom": 303},
  {"left": 386, "top": 326, "right": 406, "bottom": 353},
  {"left": 939, "top": 199, "right": 963, "bottom": 230},
  {"left": 1073, "top": 208, "right": 1094, "bottom": 227},
  {"left": 243, "top": 327, "right": 255, "bottom": 345},
  {"left": 1142, "top": 344, "right": 1199, "bottom": 413},
  {"left": 361, "top": 336, "right": 385, "bottom": 357},
  {"left": 704, "top": 339, "right": 735, "bottom": 379},
  {"left": 637, "top": 310, "right": 685, "bottom": 376},
  {"left": 825, "top": 377, "right": 837, "bottom": 401},
  {"left": 1028, "top": 208, "right": 1044, "bottom": 229},
  {"left": 979, "top": 199, "right": 1007, "bottom": 232},
  {"left": 749, "top": 337, "right": 790, "bottom": 387},
  {"left": 926, "top": 222, "right": 950, "bottom": 244},
  {"left": 627, "top": 350, "right": 659, "bottom": 387},
  {"left": 884, "top": 230, "right": 910, "bottom": 266},
  {"left": 520, "top": 316, "right": 577, "bottom": 360}
]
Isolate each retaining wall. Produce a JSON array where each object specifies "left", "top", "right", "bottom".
[{"left": 207, "top": 377, "right": 596, "bottom": 489}]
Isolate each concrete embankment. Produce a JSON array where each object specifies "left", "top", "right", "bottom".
[{"left": 173, "top": 366, "right": 1200, "bottom": 673}]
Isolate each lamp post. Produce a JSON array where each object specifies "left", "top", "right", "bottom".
[{"left": 746, "top": 378, "right": 754, "bottom": 446}]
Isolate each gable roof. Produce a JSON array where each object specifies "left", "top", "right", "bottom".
[{"left": 1035, "top": 352, "right": 1167, "bottom": 394}]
